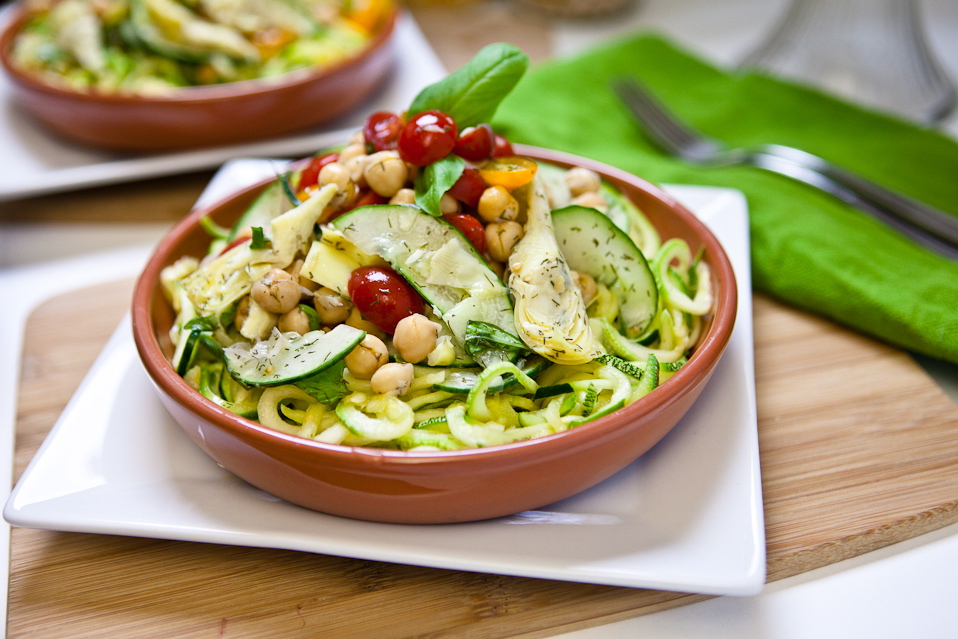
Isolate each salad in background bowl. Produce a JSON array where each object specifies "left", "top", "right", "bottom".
[
  {"left": 132, "top": 44, "right": 737, "bottom": 523},
  {"left": 0, "top": 0, "right": 395, "bottom": 150}
]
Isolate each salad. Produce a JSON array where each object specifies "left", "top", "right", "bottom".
[
  {"left": 161, "top": 44, "right": 714, "bottom": 450},
  {"left": 8, "top": 0, "right": 389, "bottom": 94}
]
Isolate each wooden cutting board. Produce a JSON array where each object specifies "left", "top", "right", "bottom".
[{"left": 7, "top": 280, "right": 958, "bottom": 638}]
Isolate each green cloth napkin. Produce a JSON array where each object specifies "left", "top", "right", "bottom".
[{"left": 492, "top": 34, "right": 958, "bottom": 365}]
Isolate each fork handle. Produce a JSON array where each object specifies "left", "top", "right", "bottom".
[
  {"left": 753, "top": 153, "right": 958, "bottom": 261},
  {"left": 761, "top": 144, "right": 958, "bottom": 247}
]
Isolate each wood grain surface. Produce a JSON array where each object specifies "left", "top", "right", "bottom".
[{"left": 8, "top": 281, "right": 958, "bottom": 638}]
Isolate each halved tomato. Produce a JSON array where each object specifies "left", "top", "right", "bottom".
[{"left": 478, "top": 156, "right": 537, "bottom": 190}]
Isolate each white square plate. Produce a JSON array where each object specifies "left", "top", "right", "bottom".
[{"left": 4, "top": 163, "right": 764, "bottom": 596}]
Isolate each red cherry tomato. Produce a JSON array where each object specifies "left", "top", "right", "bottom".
[
  {"left": 397, "top": 110, "right": 458, "bottom": 167},
  {"left": 347, "top": 266, "right": 424, "bottom": 334},
  {"left": 443, "top": 213, "right": 486, "bottom": 254},
  {"left": 492, "top": 134, "right": 514, "bottom": 158},
  {"left": 296, "top": 152, "right": 339, "bottom": 192},
  {"left": 217, "top": 235, "right": 251, "bottom": 256},
  {"left": 363, "top": 111, "right": 403, "bottom": 151},
  {"left": 454, "top": 123, "right": 494, "bottom": 162},
  {"left": 447, "top": 168, "right": 485, "bottom": 209}
]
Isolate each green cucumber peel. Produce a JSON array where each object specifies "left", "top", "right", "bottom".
[{"left": 407, "top": 43, "right": 529, "bottom": 127}]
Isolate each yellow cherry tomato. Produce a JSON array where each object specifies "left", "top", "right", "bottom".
[
  {"left": 346, "top": 0, "right": 393, "bottom": 34},
  {"left": 478, "top": 157, "right": 538, "bottom": 190}
]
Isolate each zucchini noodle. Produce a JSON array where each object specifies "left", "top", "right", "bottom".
[{"left": 167, "top": 156, "right": 715, "bottom": 451}]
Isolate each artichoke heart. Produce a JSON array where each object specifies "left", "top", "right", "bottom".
[
  {"left": 145, "top": 0, "right": 261, "bottom": 62},
  {"left": 50, "top": 0, "right": 107, "bottom": 73},
  {"left": 507, "top": 178, "right": 603, "bottom": 364}
]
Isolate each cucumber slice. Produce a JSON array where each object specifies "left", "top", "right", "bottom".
[
  {"left": 601, "top": 182, "right": 661, "bottom": 257},
  {"left": 229, "top": 179, "right": 297, "bottom": 241},
  {"left": 224, "top": 324, "right": 365, "bottom": 386},
  {"left": 331, "top": 205, "right": 517, "bottom": 347},
  {"left": 553, "top": 205, "right": 658, "bottom": 339}
]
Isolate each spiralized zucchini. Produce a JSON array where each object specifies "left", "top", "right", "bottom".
[{"left": 167, "top": 157, "right": 715, "bottom": 451}]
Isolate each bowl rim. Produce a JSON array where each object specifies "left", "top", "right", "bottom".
[
  {"left": 131, "top": 145, "right": 737, "bottom": 466},
  {"left": 0, "top": 2, "right": 397, "bottom": 104}
]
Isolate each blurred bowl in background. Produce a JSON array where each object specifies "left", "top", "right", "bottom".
[{"left": 0, "top": 1, "right": 397, "bottom": 151}]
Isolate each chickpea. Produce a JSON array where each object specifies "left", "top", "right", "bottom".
[
  {"left": 289, "top": 259, "right": 319, "bottom": 292},
  {"left": 364, "top": 151, "right": 409, "bottom": 197},
  {"left": 389, "top": 188, "right": 416, "bottom": 205},
  {"left": 487, "top": 260, "right": 506, "bottom": 279},
  {"left": 564, "top": 167, "right": 602, "bottom": 196},
  {"left": 478, "top": 186, "right": 519, "bottom": 223},
  {"left": 347, "top": 129, "right": 365, "bottom": 146},
  {"left": 278, "top": 306, "right": 312, "bottom": 334},
  {"left": 319, "top": 162, "right": 353, "bottom": 193},
  {"left": 312, "top": 287, "right": 352, "bottom": 325},
  {"left": 485, "top": 221, "right": 525, "bottom": 262},
  {"left": 234, "top": 295, "right": 251, "bottom": 331},
  {"left": 404, "top": 162, "right": 419, "bottom": 182},
  {"left": 345, "top": 334, "right": 389, "bottom": 379},
  {"left": 345, "top": 306, "right": 387, "bottom": 340},
  {"left": 572, "top": 270, "right": 598, "bottom": 305},
  {"left": 371, "top": 362, "right": 414, "bottom": 396},
  {"left": 251, "top": 269, "right": 301, "bottom": 314},
  {"left": 439, "top": 192, "right": 461, "bottom": 215},
  {"left": 341, "top": 154, "right": 368, "bottom": 188},
  {"left": 571, "top": 191, "right": 608, "bottom": 213},
  {"left": 338, "top": 143, "right": 367, "bottom": 164},
  {"left": 393, "top": 314, "right": 441, "bottom": 363}
]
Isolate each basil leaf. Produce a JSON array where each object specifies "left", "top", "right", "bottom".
[
  {"left": 415, "top": 154, "right": 465, "bottom": 217},
  {"left": 294, "top": 360, "right": 348, "bottom": 404},
  {"left": 464, "top": 320, "right": 528, "bottom": 368},
  {"left": 249, "top": 226, "right": 271, "bottom": 250},
  {"left": 407, "top": 43, "right": 529, "bottom": 128}
]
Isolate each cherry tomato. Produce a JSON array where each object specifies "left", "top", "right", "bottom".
[
  {"left": 478, "top": 156, "right": 538, "bottom": 190},
  {"left": 363, "top": 111, "right": 403, "bottom": 151},
  {"left": 347, "top": 266, "right": 424, "bottom": 334},
  {"left": 397, "top": 110, "right": 458, "bottom": 167},
  {"left": 443, "top": 213, "right": 486, "bottom": 254},
  {"left": 454, "top": 123, "right": 494, "bottom": 162},
  {"left": 217, "top": 235, "right": 251, "bottom": 256},
  {"left": 492, "top": 134, "right": 514, "bottom": 158},
  {"left": 447, "top": 168, "right": 485, "bottom": 209},
  {"left": 296, "top": 152, "right": 339, "bottom": 192}
]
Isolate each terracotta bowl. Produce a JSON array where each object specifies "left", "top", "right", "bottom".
[
  {"left": 0, "top": 4, "right": 396, "bottom": 152},
  {"left": 131, "top": 146, "right": 738, "bottom": 524}
]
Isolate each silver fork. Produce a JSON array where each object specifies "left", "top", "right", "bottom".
[{"left": 612, "top": 77, "right": 958, "bottom": 260}]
